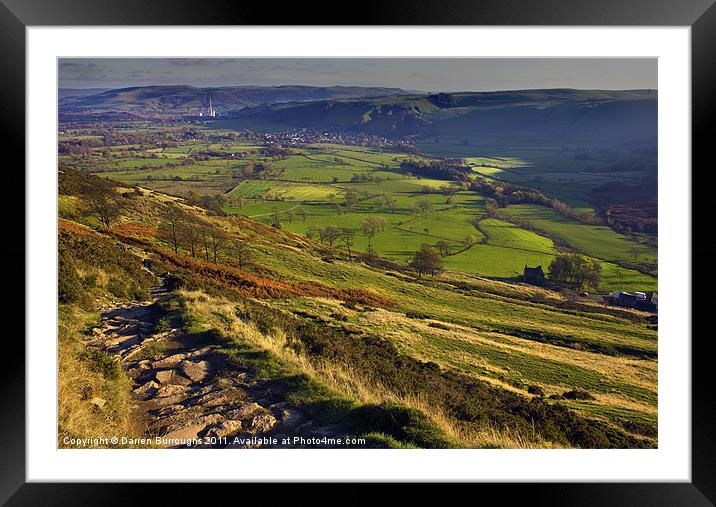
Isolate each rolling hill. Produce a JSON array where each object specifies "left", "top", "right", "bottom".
[
  {"left": 58, "top": 85, "right": 414, "bottom": 114},
  {"left": 224, "top": 89, "right": 657, "bottom": 144}
]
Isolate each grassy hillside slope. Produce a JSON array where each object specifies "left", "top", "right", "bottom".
[
  {"left": 221, "top": 89, "right": 657, "bottom": 144},
  {"left": 59, "top": 85, "right": 412, "bottom": 113},
  {"left": 58, "top": 169, "right": 658, "bottom": 448}
]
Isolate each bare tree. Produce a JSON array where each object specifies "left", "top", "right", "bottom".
[
  {"left": 340, "top": 229, "right": 355, "bottom": 261},
  {"left": 362, "top": 217, "right": 386, "bottom": 260},
  {"left": 382, "top": 196, "right": 398, "bottom": 213},
  {"left": 271, "top": 207, "right": 281, "bottom": 228},
  {"left": 181, "top": 219, "right": 201, "bottom": 258},
  {"left": 200, "top": 224, "right": 212, "bottom": 262},
  {"left": 232, "top": 239, "right": 254, "bottom": 268},
  {"left": 629, "top": 247, "right": 640, "bottom": 263},
  {"left": 319, "top": 225, "right": 342, "bottom": 246},
  {"left": 436, "top": 240, "right": 450, "bottom": 257},
  {"left": 208, "top": 228, "right": 228, "bottom": 263},
  {"left": 415, "top": 199, "right": 432, "bottom": 216},
  {"left": 84, "top": 180, "right": 122, "bottom": 228},
  {"left": 159, "top": 204, "right": 185, "bottom": 253}
]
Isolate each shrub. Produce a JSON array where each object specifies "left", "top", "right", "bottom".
[
  {"left": 561, "top": 389, "right": 596, "bottom": 401},
  {"left": 58, "top": 248, "right": 90, "bottom": 308},
  {"left": 528, "top": 385, "right": 545, "bottom": 397},
  {"left": 82, "top": 273, "right": 99, "bottom": 289},
  {"left": 79, "top": 349, "right": 123, "bottom": 382},
  {"left": 153, "top": 316, "right": 170, "bottom": 334}
]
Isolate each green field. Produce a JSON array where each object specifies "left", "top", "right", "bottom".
[
  {"left": 500, "top": 204, "right": 657, "bottom": 267},
  {"left": 218, "top": 143, "right": 656, "bottom": 291},
  {"left": 58, "top": 129, "right": 657, "bottom": 292}
]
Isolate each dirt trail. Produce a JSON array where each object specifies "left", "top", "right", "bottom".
[{"left": 85, "top": 281, "right": 338, "bottom": 448}]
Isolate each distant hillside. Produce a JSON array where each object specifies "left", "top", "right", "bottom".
[
  {"left": 58, "top": 85, "right": 413, "bottom": 113},
  {"left": 59, "top": 88, "right": 112, "bottom": 100},
  {"left": 227, "top": 89, "right": 657, "bottom": 145}
]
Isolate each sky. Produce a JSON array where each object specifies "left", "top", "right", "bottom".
[{"left": 58, "top": 58, "right": 657, "bottom": 92}]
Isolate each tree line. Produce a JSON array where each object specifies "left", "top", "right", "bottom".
[{"left": 158, "top": 204, "right": 254, "bottom": 266}]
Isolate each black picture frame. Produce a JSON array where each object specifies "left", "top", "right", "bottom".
[{"left": 3, "top": 0, "right": 712, "bottom": 503}]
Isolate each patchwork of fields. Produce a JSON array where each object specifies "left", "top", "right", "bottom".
[
  {"left": 418, "top": 137, "right": 655, "bottom": 213},
  {"left": 65, "top": 130, "right": 658, "bottom": 291}
]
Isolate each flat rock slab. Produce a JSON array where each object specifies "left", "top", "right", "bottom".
[
  {"left": 161, "top": 423, "right": 208, "bottom": 446},
  {"left": 225, "top": 402, "right": 263, "bottom": 421},
  {"left": 180, "top": 360, "right": 211, "bottom": 382},
  {"left": 154, "top": 384, "right": 187, "bottom": 399},
  {"left": 109, "top": 336, "right": 142, "bottom": 352},
  {"left": 155, "top": 404, "right": 185, "bottom": 417},
  {"left": 152, "top": 353, "right": 187, "bottom": 369},
  {"left": 133, "top": 381, "right": 160, "bottom": 399},
  {"left": 189, "top": 387, "right": 244, "bottom": 408},
  {"left": 155, "top": 369, "right": 192, "bottom": 386},
  {"left": 204, "top": 419, "right": 242, "bottom": 440},
  {"left": 161, "top": 414, "right": 223, "bottom": 446},
  {"left": 187, "top": 347, "right": 212, "bottom": 359}
]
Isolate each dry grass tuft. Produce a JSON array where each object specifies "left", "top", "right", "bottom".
[
  {"left": 58, "top": 305, "right": 148, "bottom": 448},
  {"left": 181, "top": 290, "right": 562, "bottom": 449}
]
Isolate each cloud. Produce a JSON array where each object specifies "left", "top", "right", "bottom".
[
  {"left": 58, "top": 58, "right": 656, "bottom": 92},
  {"left": 59, "top": 61, "right": 103, "bottom": 71},
  {"left": 167, "top": 58, "right": 237, "bottom": 66}
]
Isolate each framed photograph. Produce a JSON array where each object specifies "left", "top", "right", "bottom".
[{"left": 5, "top": 0, "right": 713, "bottom": 502}]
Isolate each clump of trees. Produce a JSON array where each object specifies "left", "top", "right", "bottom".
[
  {"left": 158, "top": 203, "right": 232, "bottom": 264},
  {"left": 409, "top": 244, "right": 443, "bottom": 277},
  {"left": 351, "top": 173, "right": 381, "bottom": 184},
  {"left": 435, "top": 240, "right": 451, "bottom": 257},
  {"left": 306, "top": 226, "right": 357, "bottom": 261},
  {"left": 470, "top": 176, "right": 603, "bottom": 226},
  {"left": 183, "top": 192, "right": 227, "bottom": 215},
  {"left": 548, "top": 253, "right": 601, "bottom": 289},
  {"left": 413, "top": 199, "right": 432, "bottom": 216},
  {"left": 381, "top": 195, "right": 398, "bottom": 213},
  {"left": 400, "top": 159, "right": 473, "bottom": 182},
  {"left": 316, "top": 225, "right": 342, "bottom": 246}
]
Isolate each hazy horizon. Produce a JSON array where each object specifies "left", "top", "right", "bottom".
[{"left": 59, "top": 58, "right": 657, "bottom": 92}]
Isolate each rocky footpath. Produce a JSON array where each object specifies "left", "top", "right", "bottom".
[{"left": 85, "top": 284, "right": 343, "bottom": 449}]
